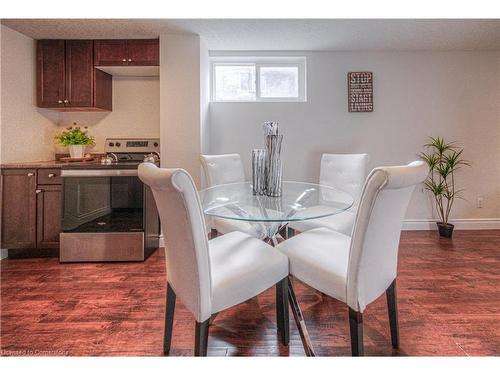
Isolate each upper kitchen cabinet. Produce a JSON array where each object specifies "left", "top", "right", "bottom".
[
  {"left": 36, "top": 40, "right": 65, "bottom": 108},
  {"left": 93, "top": 40, "right": 128, "bottom": 65},
  {"left": 94, "top": 39, "right": 159, "bottom": 66},
  {"left": 65, "top": 40, "right": 94, "bottom": 107},
  {"left": 127, "top": 39, "right": 160, "bottom": 66},
  {"left": 37, "top": 40, "right": 112, "bottom": 111}
]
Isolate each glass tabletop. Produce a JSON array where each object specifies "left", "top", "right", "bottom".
[{"left": 199, "top": 181, "right": 353, "bottom": 223}]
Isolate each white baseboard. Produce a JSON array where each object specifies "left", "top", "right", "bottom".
[{"left": 403, "top": 218, "right": 500, "bottom": 230}]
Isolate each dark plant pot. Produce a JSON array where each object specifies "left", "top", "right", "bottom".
[{"left": 437, "top": 222, "right": 454, "bottom": 238}]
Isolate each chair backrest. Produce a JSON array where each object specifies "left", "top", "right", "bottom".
[
  {"left": 138, "top": 163, "right": 212, "bottom": 322},
  {"left": 346, "top": 161, "right": 428, "bottom": 312},
  {"left": 320, "top": 153, "right": 369, "bottom": 209},
  {"left": 200, "top": 154, "right": 246, "bottom": 187}
]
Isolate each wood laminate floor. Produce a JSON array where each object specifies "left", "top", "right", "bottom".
[{"left": 1, "top": 230, "right": 499, "bottom": 356}]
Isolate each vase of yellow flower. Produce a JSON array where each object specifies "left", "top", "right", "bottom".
[{"left": 54, "top": 122, "right": 95, "bottom": 159}]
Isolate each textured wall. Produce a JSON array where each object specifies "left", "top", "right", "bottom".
[
  {"left": 159, "top": 34, "right": 203, "bottom": 186},
  {"left": 1, "top": 25, "right": 59, "bottom": 163},
  {"left": 209, "top": 51, "right": 500, "bottom": 221}
]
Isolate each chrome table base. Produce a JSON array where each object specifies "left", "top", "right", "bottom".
[{"left": 288, "top": 277, "right": 316, "bottom": 357}]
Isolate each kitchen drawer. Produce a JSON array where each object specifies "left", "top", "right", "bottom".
[{"left": 37, "top": 169, "right": 61, "bottom": 185}]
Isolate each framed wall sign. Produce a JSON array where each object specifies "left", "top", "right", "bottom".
[{"left": 348, "top": 72, "right": 373, "bottom": 112}]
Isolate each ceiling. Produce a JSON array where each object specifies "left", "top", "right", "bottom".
[{"left": 2, "top": 19, "right": 499, "bottom": 51}]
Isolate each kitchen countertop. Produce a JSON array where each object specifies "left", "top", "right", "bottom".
[
  {"left": 0, "top": 160, "right": 97, "bottom": 169},
  {"left": 1, "top": 153, "right": 107, "bottom": 170}
]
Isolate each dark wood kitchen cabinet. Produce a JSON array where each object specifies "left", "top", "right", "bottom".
[
  {"left": 127, "top": 39, "right": 160, "bottom": 66},
  {"left": 36, "top": 40, "right": 65, "bottom": 108},
  {"left": 36, "top": 185, "right": 62, "bottom": 249},
  {"left": 0, "top": 169, "right": 37, "bottom": 249},
  {"left": 94, "top": 39, "right": 159, "bottom": 66},
  {"left": 65, "top": 40, "right": 94, "bottom": 107},
  {"left": 37, "top": 40, "right": 112, "bottom": 111},
  {"left": 1, "top": 168, "right": 62, "bottom": 251},
  {"left": 93, "top": 40, "right": 128, "bottom": 65}
]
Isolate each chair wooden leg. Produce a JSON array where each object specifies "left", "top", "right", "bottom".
[
  {"left": 276, "top": 277, "right": 289, "bottom": 346},
  {"left": 210, "top": 228, "right": 218, "bottom": 239},
  {"left": 194, "top": 319, "right": 210, "bottom": 356},
  {"left": 276, "top": 280, "right": 283, "bottom": 333},
  {"left": 349, "top": 307, "right": 364, "bottom": 356},
  {"left": 163, "top": 283, "right": 176, "bottom": 355},
  {"left": 386, "top": 279, "right": 400, "bottom": 349}
]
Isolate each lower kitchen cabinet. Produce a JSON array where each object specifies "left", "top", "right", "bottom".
[
  {"left": 1, "top": 168, "right": 61, "bottom": 251},
  {"left": 1, "top": 169, "right": 37, "bottom": 249},
  {"left": 36, "top": 185, "right": 61, "bottom": 249}
]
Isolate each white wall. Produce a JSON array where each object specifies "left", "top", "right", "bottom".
[
  {"left": 160, "top": 34, "right": 204, "bottom": 186},
  {"left": 200, "top": 39, "right": 210, "bottom": 155},
  {"left": 200, "top": 38, "right": 211, "bottom": 187},
  {"left": 209, "top": 51, "right": 500, "bottom": 222},
  {"left": 0, "top": 25, "right": 159, "bottom": 163},
  {"left": 1, "top": 25, "right": 59, "bottom": 163}
]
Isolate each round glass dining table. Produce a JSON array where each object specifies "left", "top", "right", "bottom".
[
  {"left": 200, "top": 181, "right": 353, "bottom": 244},
  {"left": 199, "top": 181, "right": 353, "bottom": 356}
]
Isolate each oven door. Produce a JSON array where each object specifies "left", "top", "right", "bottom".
[
  {"left": 61, "top": 169, "right": 144, "bottom": 233},
  {"left": 59, "top": 169, "right": 159, "bottom": 262}
]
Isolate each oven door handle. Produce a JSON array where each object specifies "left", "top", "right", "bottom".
[{"left": 61, "top": 169, "right": 138, "bottom": 177}]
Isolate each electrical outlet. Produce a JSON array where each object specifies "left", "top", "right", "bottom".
[{"left": 477, "top": 197, "right": 483, "bottom": 208}]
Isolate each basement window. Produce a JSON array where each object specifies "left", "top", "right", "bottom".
[{"left": 211, "top": 57, "right": 306, "bottom": 102}]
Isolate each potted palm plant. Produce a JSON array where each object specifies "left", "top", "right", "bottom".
[
  {"left": 55, "top": 123, "right": 95, "bottom": 159},
  {"left": 420, "top": 136, "right": 470, "bottom": 238}
]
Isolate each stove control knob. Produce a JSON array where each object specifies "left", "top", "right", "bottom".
[
  {"left": 115, "top": 142, "right": 121, "bottom": 147},
  {"left": 153, "top": 142, "right": 159, "bottom": 147},
  {"left": 108, "top": 142, "right": 114, "bottom": 147}
]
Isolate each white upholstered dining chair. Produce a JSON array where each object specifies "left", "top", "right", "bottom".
[
  {"left": 288, "top": 153, "right": 369, "bottom": 237},
  {"left": 277, "top": 161, "right": 428, "bottom": 356},
  {"left": 200, "top": 153, "right": 261, "bottom": 238},
  {"left": 138, "top": 163, "right": 289, "bottom": 356}
]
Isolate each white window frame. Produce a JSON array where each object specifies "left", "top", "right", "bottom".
[{"left": 211, "top": 56, "right": 307, "bottom": 102}]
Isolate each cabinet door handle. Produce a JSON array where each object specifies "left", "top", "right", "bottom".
[
  {"left": 48, "top": 173, "right": 56, "bottom": 178},
  {"left": 27, "top": 173, "right": 34, "bottom": 177},
  {"left": 128, "top": 58, "right": 132, "bottom": 62},
  {"left": 63, "top": 99, "right": 69, "bottom": 104},
  {"left": 122, "top": 58, "right": 127, "bottom": 62},
  {"left": 36, "top": 189, "right": 43, "bottom": 194},
  {"left": 58, "top": 100, "right": 63, "bottom": 104}
]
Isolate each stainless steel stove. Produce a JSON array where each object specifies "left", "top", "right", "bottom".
[{"left": 59, "top": 138, "right": 160, "bottom": 262}]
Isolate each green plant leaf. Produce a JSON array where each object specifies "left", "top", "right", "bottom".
[
  {"left": 54, "top": 126, "right": 95, "bottom": 146},
  {"left": 420, "top": 152, "right": 440, "bottom": 170},
  {"left": 424, "top": 136, "right": 457, "bottom": 154},
  {"left": 420, "top": 136, "right": 470, "bottom": 223}
]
